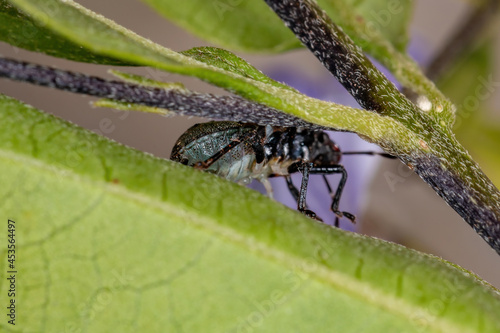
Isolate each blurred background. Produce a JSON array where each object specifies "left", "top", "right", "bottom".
[{"left": 1, "top": 0, "right": 500, "bottom": 287}]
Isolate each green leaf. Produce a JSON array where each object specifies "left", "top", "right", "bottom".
[
  {"left": 0, "top": 0, "right": 127, "bottom": 64},
  {"left": 180, "top": 47, "right": 297, "bottom": 91},
  {"left": 3, "top": 0, "right": 187, "bottom": 67},
  {"left": 140, "top": 0, "right": 413, "bottom": 53},
  {"left": 144, "top": 0, "right": 302, "bottom": 53},
  {"left": 1, "top": 95, "right": 500, "bottom": 332}
]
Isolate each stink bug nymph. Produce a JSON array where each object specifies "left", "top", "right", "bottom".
[{"left": 170, "top": 121, "right": 392, "bottom": 225}]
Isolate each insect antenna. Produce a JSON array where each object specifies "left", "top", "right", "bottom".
[{"left": 341, "top": 151, "right": 397, "bottom": 159}]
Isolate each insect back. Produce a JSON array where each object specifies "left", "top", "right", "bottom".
[
  {"left": 171, "top": 121, "right": 266, "bottom": 184},
  {"left": 170, "top": 121, "right": 366, "bottom": 226}
]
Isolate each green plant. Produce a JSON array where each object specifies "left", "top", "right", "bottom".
[{"left": 0, "top": 0, "right": 500, "bottom": 332}]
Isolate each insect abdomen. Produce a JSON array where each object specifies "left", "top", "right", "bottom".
[{"left": 171, "top": 122, "right": 258, "bottom": 183}]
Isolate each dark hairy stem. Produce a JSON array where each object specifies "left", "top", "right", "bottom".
[
  {"left": 0, "top": 57, "right": 322, "bottom": 130},
  {"left": 264, "top": 0, "right": 500, "bottom": 255},
  {"left": 426, "top": 0, "right": 499, "bottom": 82},
  {"left": 263, "top": 0, "right": 417, "bottom": 121}
]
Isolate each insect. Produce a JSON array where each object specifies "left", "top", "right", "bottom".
[{"left": 170, "top": 121, "right": 393, "bottom": 226}]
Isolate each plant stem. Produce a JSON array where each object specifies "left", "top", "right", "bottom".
[
  {"left": 0, "top": 57, "right": 319, "bottom": 129},
  {"left": 263, "top": 0, "right": 415, "bottom": 119},
  {"left": 264, "top": 0, "right": 500, "bottom": 255}
]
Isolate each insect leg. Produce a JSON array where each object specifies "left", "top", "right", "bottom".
[
  {"left": 285, "top": 176, "right": 300, "bottom": 202},
  {"left": 297, "top": 163, "right": 322, "bottom": 221},
  {"left": 321, "top": 175, "right": 340, "bottom": 227},
  {"left": 260, "top": 177, "right": 274, "bottom": 199},
  {"left": 312, "top": 166, "right": 355, "bottom": 225}
]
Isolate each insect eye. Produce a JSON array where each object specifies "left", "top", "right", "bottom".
[{"left": 318, "top": 133, "right": 329, "bottom": 143}]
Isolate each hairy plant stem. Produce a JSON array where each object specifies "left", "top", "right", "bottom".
[
  {"left": 264, "top": 0, "right": 500, "bottom": 254},
  {"left": 0, "top": 57, "right": 320, "bottom": 129}
]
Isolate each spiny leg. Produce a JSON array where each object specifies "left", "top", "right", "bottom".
[
  {"left": 321, "top": 175, "right": 340, "bottom": 227},
  {"left": 285, "top": 176, "right": 300, "bottom": 202},
  {"left": 312, "top": 166, "right": 355, "bottom": 226},
  {"left": 297, "top": 163, "right": 322, "bottom": 221},
  {"left": 321, "top": 151, "right": 395, "bottom": 224},
  {"left": 285, "top": 175, "right": 313, "bottom": 211}
]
